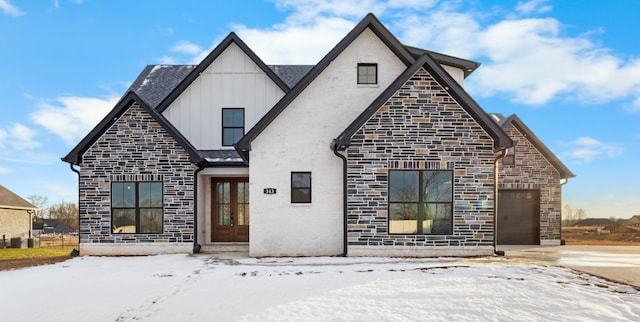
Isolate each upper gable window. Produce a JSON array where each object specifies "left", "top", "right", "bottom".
[
  {"left": 357, "top": 63, "right": 377, "bottom": 84},
  {"left": 222, "top": 108, "right": 245, "bottom": 146}
]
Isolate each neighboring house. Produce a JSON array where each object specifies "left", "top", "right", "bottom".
[
  {"left": 32, "top": 219, "right": 74, "bottom": 236},
  {"left": 63, "top": 13, "right": 572, "bottom": 257},
  {"left": 492, "top": 114, "right": 575, "bottom": 245},
  {"left": 0, "top": 185, "right": 37, "bottom": 244},
  {"left": 620, "top": 215, "right": 640, "bottom": 227}
]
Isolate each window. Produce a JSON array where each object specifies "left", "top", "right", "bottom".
[
  {"left": 503, "top": 141, "right": 517, "bottom": 165},
  {"left": 111, "top": 182, "right": 163, "bottom": 234},
  {"left": 222, "top": 108, "right": 245, "bottom": 146},
  {"left": 388, "top": 170, "right": 453, "bottom": 235},
  {"left": 357, "top": 63, "right": 377, "bottom": 84},
  {"left": 291, "top": 172, "right": 311, "bottom": 203}
]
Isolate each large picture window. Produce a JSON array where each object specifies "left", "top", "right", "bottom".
[
  {"left": 388, "top": 170, "right": 453, "bottom": 235},
  {"left": 291, "top": 172, "right": 311, "bottom": 203},
  {"left": 112, "top": 182, "right": 163, "bottom": 234},
  {"left": 222, "top": 108, "right": 245, "bottom": 146}
]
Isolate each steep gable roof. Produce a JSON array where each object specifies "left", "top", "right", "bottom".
[
  {"left": 129, "top": 65, "right": 197, "bottom": 108},
  {"left": 62, "top": 91, "right": 201, "bottom": 165},
  {"left": 236, "top": 13, "right": 415, "bottom": 160},
  {"left": 333, "top": 54, "right": 512, "bottom": 152},
  {"left": 156, "top": 32, "right": 290, "bottom": 113},
  {"left": 499, "top": 114, "right": 575, "bottom": 179},
  {"left": 0, "top": 185, "right": 37, "bottom": 211},
  {"left": 405, "top": 46, "right": 481, "bottom": 78}
]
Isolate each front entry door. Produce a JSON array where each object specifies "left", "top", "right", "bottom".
[{"left": 212, "top": 178, "right": 249, "bottom": 242}]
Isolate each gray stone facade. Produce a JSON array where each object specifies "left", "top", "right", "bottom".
[
  {"left": 79, "top": 103, "right": 195, "bottom": 245},
  {"left": 499, "top": 123, "right": 562, "bottom": 242},
  {"left": 346, "top": 68, "right": 497, "bottom": 250}
]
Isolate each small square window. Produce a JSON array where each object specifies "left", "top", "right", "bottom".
[
  {"left": 291, "top": 172, "right": 311, "bottom": 203},
  {"left": 357, "top": 63, "right": 377, "bottom": 84}
]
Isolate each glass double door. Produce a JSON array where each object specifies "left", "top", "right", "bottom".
[{"left": 211, "top": 177, "right": 249, "bottom": 242}]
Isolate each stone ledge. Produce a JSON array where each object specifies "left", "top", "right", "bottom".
[
  {"left": 348, "top": 245, "right": 494, "bottom": 257},
  {"left": 79, "top": 243, "right": 192, "bottom": 256}
]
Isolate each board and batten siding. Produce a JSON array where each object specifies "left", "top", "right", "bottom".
[
  {"left": 163, "top": 42, "right": 286, "bottom": 150},
  {"left": 248, "top": 28, "right": 408, "bottom": 257}
]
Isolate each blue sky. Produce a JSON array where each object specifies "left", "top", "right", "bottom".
[{"left": 1, "top": 0, "right": 638, "bottom": 218}]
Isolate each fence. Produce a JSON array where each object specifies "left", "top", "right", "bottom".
[{"left": 38, "top": 235, "right": 79, "bottom": 248}]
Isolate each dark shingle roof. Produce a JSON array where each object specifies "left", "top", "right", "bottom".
[
  {"left": 128, "top": 65, "right": 196, "bottom": 108},
  {"left": 0, "top": 185, "right": 37, "bottom": 210},
  {"left": 269, "top": 65, "right": 314, "bottom": 89}
]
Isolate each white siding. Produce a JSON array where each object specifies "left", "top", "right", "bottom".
[
  {"left": 163, "top": 42, "right": 286, "bottom": 150},
  {"left": 249, "top": 28, "right": 407, "bottom": 257}
]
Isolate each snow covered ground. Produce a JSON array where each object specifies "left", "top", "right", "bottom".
[{"left": 1, "top": 254, "right": 639, "bottom": 321}]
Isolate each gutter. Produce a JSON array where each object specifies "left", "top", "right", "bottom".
[
  {"left": 331, "top": 141, "right": 348, "bottom": 257},
  {"left": 193, "top": 162, "right": 207, "bottom": 254},
  {"left": 559, "top": 177, "right": 570, "bottom": 245},
  {"left": 69, "top": 163, "right": 81, "bottom": 257},
  {"left": 493, "top": 148, "right": 508, "bottom": 256}
]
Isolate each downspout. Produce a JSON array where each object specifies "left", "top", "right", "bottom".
[
  {"left": 493, "top": 148, "right": 508, "bottom": 256},
  {"left": 193, "top": 162, "right": 207, "bottom": 254},
  {"left": 69, "top": 163, "right": 80, "bottom": 257},
  {"left": 332, "top": 142, "right": 348, "bottom": 257},
  {"left": 559, "top": 178, "right": 569, "bottom": 245}
]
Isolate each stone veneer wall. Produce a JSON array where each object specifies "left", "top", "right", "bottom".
[
  {"left": 79, "top": 103, "right": 194, "bottom": 246},
  {"left": 346, "top": 68, "right": 496, "bottom": 252},
  {"left": 499, "top": 123, "right": 562, "bottom": 242}
]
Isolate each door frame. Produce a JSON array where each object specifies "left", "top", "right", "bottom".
[{"left": 211, "top": 177, "right": 249, "bottom": 242}]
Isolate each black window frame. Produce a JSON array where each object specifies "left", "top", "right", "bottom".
[
  {"left": 357, "top": 63, "right": 378, "bottom": 84},
  {"left": 291, "top": 172, "right": 312, "bottom": 203},
  {"left": 222, "top": 108, "right": 245, "bottom": 146},
  {"left": 388, "top": 170, "right": 453, "bottom": 235},
  {"left": 111, "top": 181, "right": 164, "bottom": 234}
]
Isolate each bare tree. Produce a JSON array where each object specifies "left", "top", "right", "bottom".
[
  {"left": 27, "top": 194, "right": 49, "bottom": 220},
  {"left": 48, "top": 201, "right": 79, "bottom": 231},
  {"left": 563, "top": 204, "right": 587, "bottom": 226}
]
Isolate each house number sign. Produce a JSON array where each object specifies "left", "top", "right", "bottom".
[{"left": 263, "top": 188, "right": 277, "bottom": 194}]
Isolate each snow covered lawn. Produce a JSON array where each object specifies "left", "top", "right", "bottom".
[{"left": 1, "top": 254, "right": 639, "bottom": 321}]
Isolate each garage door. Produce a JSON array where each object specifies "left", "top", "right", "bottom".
[{"left": 497, "top": 190, "right": 540, "bottom": 245}]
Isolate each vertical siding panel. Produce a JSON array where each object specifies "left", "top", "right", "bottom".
[{"left": 162, "top": 41, "right": 285, "bottom": 150}]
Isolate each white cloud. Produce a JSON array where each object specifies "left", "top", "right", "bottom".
[
  {"left": 0, "top": 0, "right": 25, "bottom": 16},
  {"left": 0, "top": 123, "right": 40, "bottom": 150},
  {"left": 156, "top": 25, "right": 174, "bottom": 36},
  {"left": 30, "top": 96, "right": 119, "bottom": 145},
  {"left": 516, "top": 0, "right": 552, "bottom": 14},
  {"left": 171, "top": 41, "right": 203, "bottom": 55},
  {"left": 155, "top": 0, "right": 640, "bottom": 108},
  {"left": 561, "top": 136, "right": 623, "bottom": 162},
  {"left": 0, "top": 166, "right": 12, "bottom": 175}
]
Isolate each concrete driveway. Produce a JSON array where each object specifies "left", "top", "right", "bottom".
[{"left": 500, "top": 245, "right": 640, "bottom": 288}]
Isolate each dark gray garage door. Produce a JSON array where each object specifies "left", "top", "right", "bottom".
[{"left": 497, "top": 190, "right": 540, "bottom": 245}]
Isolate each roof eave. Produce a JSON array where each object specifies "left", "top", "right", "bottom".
[
  {"left": 156, "top": 32, "right": 290, "bottom": 113},
  {"left": 237, "top": 12, "right": 416, "bottom": 154}
]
